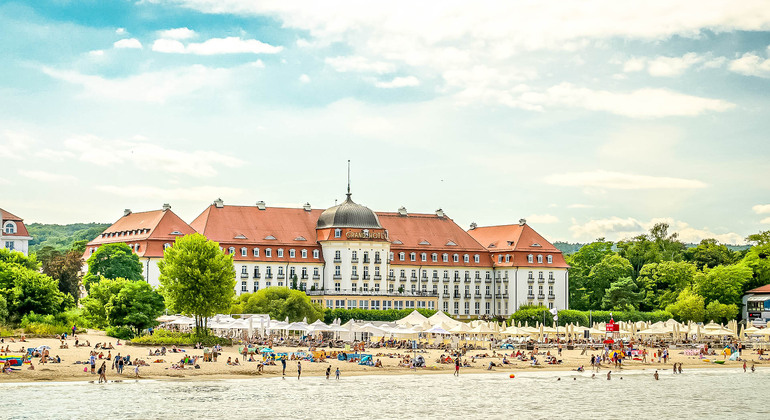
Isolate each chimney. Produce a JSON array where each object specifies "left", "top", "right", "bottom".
[
  {"left": 519, "top": 218, "right": 526, "bottom": 226},
  {"left": 123, "top": 209, "right": 132, "bottom": 217},
  {"left": 398, "top": 206, "right": 407, "bottom": 216},
  {"left": 214, "top": 198, "right": 224, "bottom": 208},
  {"left": 303, "top": 202, "right": 311, "bottom": 211},
  {"left": 256, "top": 200, "right": 266, "bottom": 210},
  {"left": 470, "top": 222, "right": 477, "bottom": 230},
  {"left": 435, "top": 208, "right": 445, "bottom": 218},
  {"left": 162, "top": 203, "right": 171, "bottom": 211}
]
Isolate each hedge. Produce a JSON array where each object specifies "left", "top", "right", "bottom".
[
  {"left": 507, "top": 305, "right": 673, "bottom": 327},
  {"left": 323, "top": 308, "right": 437, "bottom": 324},
  {"left": 129, "top": 329, "right": 231, "bottom": 347}
]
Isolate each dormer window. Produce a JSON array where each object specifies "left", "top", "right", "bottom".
[
  {"left": 289, "top": 249, "right": 295, "bottom": 258},
  {"left": 547, "top": 255, "right": 553, "bottom": 264},
  {"left": 253, "top": 248, "right": 260, "bottom": 257},
  {"left": 505, "top": 254, "right": 511, "bottom": 263},
  {"left": 421, "top": 253, "right": 427, "bottom": 262},
  {"left": 334, "top": 229, "right": 341, "bottom": 238},
  {"left": 410, "top": 252, "right": 416, "bottom": 262},
  {"left": 453, "top": 254, "right": 459, "bottom": 263},
  {"left": 442, "top": 253, "right": 448, "bottom": 262},
  {"left": 228, "top": 247, "right": 235, "bottom": 254},
  {"left": 399, "top": 252, "right": 405, "bottom": 261},
  {"left": 497, "top": 255, "right": 503, "bottom": 263},
  {"left": 266, "top": 248, "right": 272, "bottom": 258},
  {"left": 527, "top": 254, "right": 533, "bottom": 263},
  {"left": 537, "top": 255, "right": 543, "bottom": 263},
  {"left": 241, "top": 247, "right": 247, "bottom": 257},
  {"left": 301, "top": 249, "right": 307, "bottom": 258},
  {"left": 277, "top": 249, "right": 284, "bottom": 258},
  {"left": 463, "top": 254, "right": 469, "bottom": 263},
  {"left": 313, "top": 249, "right": 319, "bottom": 259},
  {"left": 431, "top": 253, "right": 438, "bottom": 262},
  {"left": 474, "top": 254, "right": 480, "bottom": 263},
  {"left": 3, "top": 222, "right": 15, "bottom": 234},
  {"left": 164, "top": 243, "right": 171, "bottom": 250}
]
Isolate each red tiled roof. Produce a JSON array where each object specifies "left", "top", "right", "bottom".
[
  {"left": 191, "top": 205, "right": 324, "bottom": 246},
  {"left": 468, "top": 223, "right": 569, "bottom": 268},
  {"left": 87, "top": 209, "right": 195, "bottom": 247},
  {"left": 1, "top": 208, "right": 30, "bottom": 237},
  {"left": 378, "top": 213, "right": 486, "bottom": 251},
  {"left": 746, "top": 284, "right": 770, "bottom": 294}
]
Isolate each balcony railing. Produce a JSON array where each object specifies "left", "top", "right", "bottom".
[
  {"left": 306, "top": 289, "right": 438, "bottom": 297},
  {"left": 399, "top": 277, "right": 407, "bottom": 282},
  {"left": 474, "top": 293, "right": 481, "bottom": 298},
  {"left": 312, "top": 274, "right": 320, "bottom": 280},
  {"left": 351, "top": 257, "right": 358, "bottom": 263},
  {"left": 548, "top": 294, "right": 556, "bottom": 299},
  {"left": 265, "top": 274, "right": 273, "bottom": 279},
  {"left": 363, "top": 274, "right": 370, "bottom": 280},
  {"left": 277, "top": 274, "right": 285, "bottom": 280},
  {"left": 464, "top": 293, "right": 471, "bottom": 298},
  {"left": 538, "top": 294, "right": 545, "bottom": 299},
  {"left": 240, "top": 273, "right": 249, "bottom": 279},
  {"left": 548, "top": 278, "right": 555, "bottom": 284},
  {"left": 254, "top": 273, "right": 261, "bottom": 279},
  {"left": 527, "top": 293, "right": 535, "bottom": 299},
  {"left": 527, "top": 278, "right": 534, "bottom": 283},
  {"left": 432, "top": 277, "right": 439, "bottom": 282},
  {"left": 485, "top": 294, "right": 492, "bottom": 299},
  {"left": 442, "top": 292, "right": 450, "bottom": 298},
  {"left": 374, "top": 275, "right": 381, "bottom": 280}
]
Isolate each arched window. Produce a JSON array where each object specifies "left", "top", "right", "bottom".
[
  {"left": 241, "top": 247, "right": 247, "bottom": 257},
  {"left": 463, "top": 254, "right": 469, "bottom": 263},
  {"left": 229, "top": 247, "right": 235, "bottom": 254},
  {"left": 453, "top": 254, "right": 459, "bottom": 262},
  {"left": 3, "top": 222, "right": 15, "bottom": 234}
]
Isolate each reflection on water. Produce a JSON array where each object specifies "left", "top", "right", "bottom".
[{"left": 1, "top": 368, "right": 769, "bottom": 419}]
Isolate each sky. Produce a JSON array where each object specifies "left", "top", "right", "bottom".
[{"left": 1, "top": 0, "right": 769, "bottom": 244}]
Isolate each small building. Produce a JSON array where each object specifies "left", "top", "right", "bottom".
[
  {"left": 743, "top": 284, "right": 770, "bottom": 327},
  {"left": 0, "top": 208, "right": 33, "bottom": 256}
]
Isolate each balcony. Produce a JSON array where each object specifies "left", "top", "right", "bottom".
[
  {"left": 474, "top": 277, "right": 481, "bottom": 283},
  {"left": 527, "top": 293, "right": 535, "bottom": 299},
  {"left": 442, "top": 292, "right": 450, "bottom": 298},
  {"left": 464, "top": 278, "right": 471, "bottom": 283},
  {"left": 464, "top": 293, "right": 471, "bottom": 298},
  {"left": 502, "top": 293, "right": 509, "bottom": 299},
  {"left": 548, "top": 294, "right": 556, "bottom": 300},
  {"left": 538, "top": 293, "right": 545, "bottom": 299},
  {"left": 432, "top": 277, "right": 439, "bottom": 283},
  {"left": 527, "top": 278, "right": 534, "bottom": 283},
  {"left": 254, "top": 273, "right": 261, "bottom": 279},
  {"left": 485, "top": 294, "right": 492, "bottom": 299},
  {"left": 453, "top": 293, "right": 461, "bottom": 299},
  {"left": 548, "top": 278, "right": 555, "bottom": 284},
  {"left": 312, "top": 274, "right": 320, "bottom": 280},
  {"left": 454, "top": 278, "right": 460, "bottom": 283},
  {"left": 351, "top": 257, "right": 358, "bottom": 263},
  {"left": 387, "top": 275, "right": 395, "bottom": 281},
  {"left": 374, "top": 258, "right": 381, "bottom": 264},
  {"left": 363, "top": 274, "right": 370, "bottom": 280},
  {"left": 278, "top": 274, "right": 286, "bottom": 280},
  {"left": 399, "top": 276, "right": 407, "bottom": 282},
  {"left": 443, "top": 277, "right": 450, "bottom": 282},
  {"left": 301, "top": 275, "right": 308, "bottom": 280},
  {"left": 240, "top": 273, "right": 249, "bottom": 279},
  {"left": 374, "top": 275, "right": 381, "bottom": 280},
  {"left": 333, "top": 275, "right": 341, "bottom": 280},
  {"left": 474, "top": 293, "right": 481, "bottom": 298},
  {"left": 538, "top": 278, "right": 545, "bottom": 283},
  {"left": 410, "top": 276, "right": 418, "bottom": 282},
  {"left": 265, "top": 274, "right": 273, "bottom": 279},
  {"left": 334, "top": 258, "right": 341, "bottom": 263}
]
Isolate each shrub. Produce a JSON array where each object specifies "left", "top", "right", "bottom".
[
  {"left": 552, "top": 309, "right": 673, "bottom": 326},
  {"left": 22, "top": 322, "right": 70, "bottom": 336},
  {"left": 129, "top": 329, "right": 231, "bottom": 347},
  {"left": 105, "top": 326, "right": 135, "bottom": 340},
  {"left": 508, "top": 305, "right": 552, "bottom": 326},
  {"left": 556, "top": 310, "right": 588, "bottom": 326}
]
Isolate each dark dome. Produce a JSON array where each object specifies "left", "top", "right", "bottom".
[{"left": 316, "top": 195, "right": 382, "bottom": 229}]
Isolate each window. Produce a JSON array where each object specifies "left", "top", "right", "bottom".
[
  {"left": 363, "top": 251, "right": 369, "bottom": 263},
  {"left": 374, "top": 251, "right": 380, "bottom": 262},
  {"left": 313, "top": 267, "right": 319, "bottom": 276},
  {"left": 444, "top": 284, "right": 449, "bottom": 294},
  {"left": 266, "top": 248, "right": 272, "bottom": 257},
  {"left": 352, "top": 266, "right": 358, "bottom": 276},
  {"left": 453, "top": 254, "right": 459, "bottom": 262},
  {"left": 498, "top": 255, "right": 503, "bottom": 263},
  {"left": 410, "top": 252, "right": 416, "bottom": 261},
  {"left": 474, "top": 302, "right": 480, "bottom": 315},
  {"left": 527, "top": 254, "right": 533, "bottom": 263},
  {"left": 443, "top": 253, "right": 449, "bottom": 262},
  {"left": 229, "top": 247, "right": 235, "bottom": 254},
  {"left": 464, "top": 301, "right": 470, "bottom": 315},
  {"left": 278, "top": 266, "right": 284, "bottom": 276},
  {"left": 443, "top": 302, "right": 449, "bottom": 312},
  {"left": 352, "top": 250, "right": 358, "bottom": 261},
  {"left": 547, "top": 255, "right": 553, "bottom": 264},
  {"left": 505, "top": 254, "right": 510, "bottom": 263},
  {"left": 241, "top": 281, "right": 247, "bottom": 292},
  {"left": 5, "top": 241, "right": 14, "bottom": 251},
  {"left": 474, "top": 254, "right": 480, "bottom": 263},
  {"left": 400, "top": 269, "right": 405, "bottom": 278},
  {"left": 399, "top": 252, "right": 405, "bottom": 261},
  {"left": 528, "top": 285, "right": 533, "bottom": 295},
  {"left": 277, "top": 248, "right": 284, "bottom": 257},
  {"left": 3, "top": 222, "right": 16, "bottom": 234},
  {"left": 241, "top": 248, "right": 247, "bottom": 257},
  {"left": 453, "top": 302, "right": 459, "bottom": 314},
  {"left": 164, "top": 243, "right": 171, "bottom": 250},
  {"left": 374, "top": 284, "right": 379, "bottom": 292},
  {"left": 538, "top": 285, "right": 543, "bottom": 294},
  {"left": 432, "top": 253, "right": 438, "bottom": 262},
  {"left": 421, "top": 253, "right": 427, "bottom": 262},
  {"left": 549, "top": 272, "right": 554, "bottom": 280},
  {"left": 485, "top": 302, "right": 490, "bottom": 315},
  {"left": 301, "top": 249, "right": 307, "bottom": 258},
  {"left": 253, "top": 248, "right": 260, "bottom": 257},
  {"left": 549, "top": 302, "right": 554, "bottom": 309},
  {"left": 463, "top": 254, "right": 469, "bottom": 263},
  {"left": 537, "top": 255, "right": 543, "bottom": 263},
  {"left": 335, "top": 250, "right": 341, "bottom": 261},
  {"left": 389, "top": 252, "right": 394, "bottom": 261},
  {"left": 335, "top": 283, "right": 341, "bottom": 292},
  {"left": 313, "top": 249, "right": 319, "bottom": 259},
  {"left": 528, "top": 271, "right": 533, "bottom": 279},
  {"left": 289, "top": 249, "right": 295, "bottom": 258},
  {"left": 334, "top": 228, "right": 341, "bottom": 238},
  {"left": 335, "top": 265, "right": 341, "bottom": 276},
  {"left": 549, "top": 285, "right": 554, "bottom": 295},
  {"left": 351, "top": 283, "right": 357, "bottom": 292},
  {"left": 241, "top": 266, "right": 248, "bottom": 275},
  {"left": 375, "top": 266, "right": 380, "bottom": 276}
]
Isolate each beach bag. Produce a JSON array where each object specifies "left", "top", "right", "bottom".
[{"left": 83, "top": 367, "right": 88, "bottom": 372}]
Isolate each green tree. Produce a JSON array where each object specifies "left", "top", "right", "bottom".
[
  {"left": 741, "top": 243, "right": 770, "bottom": 292},
  {"left": 587, "top": 254, "right": 633, "bottom": 309},
  {"left": 158, "top": 233, "right": 235, "bottom": 335},
  {"left": 0, "top": 249, "right": 72, "bottom": 321},
  {"left": 684, "top": 239, "right": 737, "bottom": 270},
  {"left": 84, "top": 243, "right": 143, "bottom": 290},
  {"left": 239, "top": 287, "right": 323, "bottom": 322},
  {"left": 105, "top": 281, "right": 165, "bottom": 335},
  {"left": 565, "top": 239, "right": 614, "bottom": 310},
  {"left": 508, "top": 304, "right": 553, "bottom": 326},
  {"left": 704, "top": 300, "right": 739, "bottom": 323},
  {"left": 0, "top": 295, "right": 8, "bottom": 324},
  {"left": 82, "top": 277, "right": 129, "bottom": 328},
  {"left": 602, "top": 277, "right": 644, "bottom": 311},
  {"left": 665, "top": 289, "right": 705, "bottom": 322},
  {"left": 617, "top": 223, "right": 686, "bottom": 279},
  {"left": 694, "top": 264, "right": 753, "bottom": 307},
  {"left": 637, "top": 261, "right": 696, "bottom": 311},
  {"left": 40, "top": 249, "right": 83, "bottom": 303},
  {"left": 746, "top": 230, "right": 770, "bottom": 246}
]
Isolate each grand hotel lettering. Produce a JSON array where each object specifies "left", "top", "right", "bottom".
[{"left": 345, "top": 229, "right": 388, "bottom": 240}]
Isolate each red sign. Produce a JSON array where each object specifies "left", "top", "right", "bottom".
[{"left": 606, "top": 321, "right": 619, "bottom": 332}]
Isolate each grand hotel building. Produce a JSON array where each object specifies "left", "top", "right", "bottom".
[{"left": 85, "top": 193, "right": 569, "bottom": 318}]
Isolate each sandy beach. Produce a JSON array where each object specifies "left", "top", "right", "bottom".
[{"left": 1, "top": 330, "right": 766, "bottom": 384}]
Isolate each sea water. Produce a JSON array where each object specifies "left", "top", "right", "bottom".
[{"left": 1, "top": 368, "right": 768, "bottom": 419}]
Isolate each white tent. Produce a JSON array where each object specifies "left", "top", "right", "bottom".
[
  {"left": 396, "top": 310, "right": 429, "bottom": 326},
  {"left": 428, "top": 311, "right": 461, "bottom": 328},
  {"left": 425, "top": 325, "right": 451, "bottom": 335},
  {"left": 449, "top": 323, "right": 472, "bottom": 333}
]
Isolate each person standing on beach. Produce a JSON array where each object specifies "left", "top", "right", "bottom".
[
  {"left": 335, "top": 367, "right": 340, "bottom": 380},
  {"left": 281, "top": 356, "right": 287, "bottom": 377},
  {"left": 455, "top": 357, "right": 460, "bottom": 377},
  {"left": 606, "top": 371, "right": 611, "bottom": 380},
  {"left": 654, "top": 370, "right": 659, "bottom": 380},
  {"left": 297, "top": 361, "right": 302, "bottom": 380},
  {"left": 98, "top": 362, "right": 107, "bottom": 383},
  {"left": 90, "top": 354, "right": 96, "bottom": 375},
  {"left": 743, "top": 361, "right": 747, "bottom": 372},
  {"left": 678, "top": 363, "right": 682, "bottom": 374},
  {"left": 326, "top": 366, "right": 331, "bottom": 379}
]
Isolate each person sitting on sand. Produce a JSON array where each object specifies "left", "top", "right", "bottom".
[{"left": 226, "top": 357, "right": 233, "bottom": 365}]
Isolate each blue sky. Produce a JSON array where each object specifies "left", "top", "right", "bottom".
[{"left": 1, "top": 0, "right": 769, "bottom": 244}]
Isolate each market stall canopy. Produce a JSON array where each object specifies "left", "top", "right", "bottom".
[{"left": 428, "top": 311, "right": 461, "bottom": 329}]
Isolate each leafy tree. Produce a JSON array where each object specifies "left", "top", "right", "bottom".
[
  {"left": 741, "top": 243, "right": 770, "bottom": 291},
  {"left": 508, "top": 304, "right": 553, "bottom": 326},
  {"left": 587, "top": 254, "right": 633, "bottom": 309},
  {"left": 105, "top": 281, "right": 165, "bottom": 335},
  {"left": 566, "top": 239, "right": 614, "bottom": 310},
  {"left": 617, "top": 223, "right": 686, "bottom": 279},
  {"left": 665, "top": 289, "right": 705, "bottom": 323},
  {"left": 0, "top": 249, "right": 73, "bottom": 321},
  {"left": 704, "top": 300, "right": 739, "bottom": 324},
  {"left": 602, "top": 277, "right": 644, "bottom": 311},
  {"left": 291, "top": 274, "right": 298, "bottom": 290},
  {"left": 746, "top": 230, "right": 770, "bottom": 246},
  {"left": 238, "top": 287, "right": 323, "bottom": 322},
  {"left": 0, "top": 295, "right": 8, "bottom": 324},
  {"left": 637, "top": 261, "right": 696, "bottom": 311},
  {"left": 694, "top": 264, "right": 753, "bottom": 307},
  {"left": 40, "top": 248, "right": 82, "bottom": 303},
  {"left": 0, "top": 248, "right": 39, "bottom": 270},
  {"left": 684, "top": 239, "right": 737, "bottom": 270},
  {"left": 27, "top": 222, "right": 110, "bottom": 254},
  {"left": 158, "top": 233, "right": 235, "bottom": 335},
  {"left": 82, "top": 277, "right": 129, "bottom": 328},
  {"left": 84, "top": 243, "right": 143, "bottom": 290}
]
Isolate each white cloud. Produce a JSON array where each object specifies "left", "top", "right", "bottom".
[
  {"left": 567, "top": 204, "right": 594, "bottom": 209},
  {"left": 1, "top": 130, "right": 34, "bottom": 159},
  {"left": 761, "top": 217, "right": 770, "bottom": 225},
  {"left": 374, "top": 76, "right": 420, "bottom": 88},
  {"left": 62, "top": 135, "right": 245, "bottom": 178},
  {"left": 296, "top": 38, "right": 312, "bottom": 48},
  {"left": 544, "top": 170, "right": 707, "bottom": 190},
  {"left": 753, "top": 204, "right": 770, "bottom": 214},
  {"left": 95, "top": 185, "right": 245, "bottom": 201},
  {"left": 113, "top": 38, "right": 142, "bottom": 49},
  {"left": 520, "top": 83, "right": 734, "bottom": 118},
  {"left": 299, "top": 74, "right": 310, "bottom": 83},
  {"left": 526, "top": 214, "right": 560, "bottom": 224},
  {"left": 89, "top": 50, "right": 105, "bottom": 57},
  {"left": 569, "top": 216, "right": 745, "bottom": 244},
  {"left": 115, "top": 28, "right": 126, "bottom": 35},
  {"left": 18, "top": 170, "right": 76, "bottom": 182},
  {"left": 325, "top": 56, "right": 395, "bottom": 74},
  {"left": 646, "top": 52, "right": 703, "bottom": 76},
  {"left": 41, "top": 65, "right": 231, "bottom": 103},
  {"left": 623, "top": 57, "right": 646, "bottom": 72},
  {"left": 729, "top": 52, "right": 770, "bottom": 78},
  {"left": 158, "top": 27, "right": 196, "bottom": 40},
  {"left": 152, "top": 37, "right": 283, "bottom": 55}
]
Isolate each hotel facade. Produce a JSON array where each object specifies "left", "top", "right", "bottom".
[{"left": 86, "top": 194, "right": 569, "bottom": 319}]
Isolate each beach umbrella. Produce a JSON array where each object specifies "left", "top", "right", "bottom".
[{"left": 425, "top": 326, "right": 451, "bottom": 335}]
